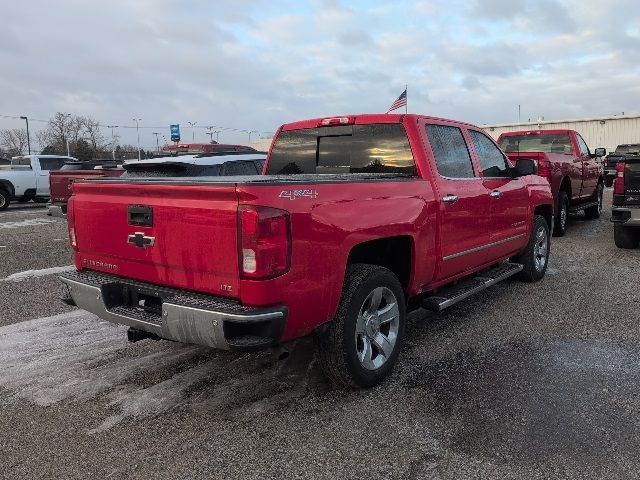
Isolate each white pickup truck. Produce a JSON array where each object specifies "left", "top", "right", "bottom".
[{"left": 0, "top": 154, "right": 76, "bottom": 210}]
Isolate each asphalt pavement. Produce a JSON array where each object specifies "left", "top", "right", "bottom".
[{"left": 1, "top": 190, "right": 639, "bottom": 479}]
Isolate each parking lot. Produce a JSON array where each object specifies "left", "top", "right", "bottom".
[{"left": 1, "top": 189, "right": 639, "bottom": 479}]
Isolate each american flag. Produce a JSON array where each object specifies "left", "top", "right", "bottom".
[{"left": 387, "top": 88, "right": 407, "bottom": 113}]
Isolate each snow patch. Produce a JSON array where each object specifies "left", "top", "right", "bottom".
[
  {"left": 0, "top": 265, "right": 74, "bottom": 282},
  {"left": 0, "top": 218, "right": 56, "bottom": 229}
]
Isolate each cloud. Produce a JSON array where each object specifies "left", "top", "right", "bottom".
[{"left": 0, "top": 0, "right": 638, "bottom": 149}]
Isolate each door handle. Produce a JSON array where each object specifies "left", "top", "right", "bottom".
[
  {"left": 489, "top": 190, "right": 503, "bottom": 199},
  {"left": 442, "top": 194, "right": 458, "bottom": 204}
]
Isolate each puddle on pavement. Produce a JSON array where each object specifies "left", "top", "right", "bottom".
[{"left": 403, "top": 338, "right": 640, "bottom": 464}]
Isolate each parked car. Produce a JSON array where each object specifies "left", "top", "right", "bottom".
[
  {"left": 48, "top": 160, "right": 124, "bottom": 217},
  {"left": 611, "top": 157, "right": 640, "bottom": 248},
  {"left": 0, "top": 155, "right": 76, "bottom": 211},
  {"left": 60, "top": 114, "right": 553, "bottom": 387},
  {"left": 603, "top": 144, "right": 640, "bottom": 187},
  {"left": 497, "top": 130, "right": 605, "bottom": 236}
]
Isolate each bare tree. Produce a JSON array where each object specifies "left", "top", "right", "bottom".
[
  {"left": 36, "top": 112, "right": 106, "bottom": 156},
  {"left": 0, "top": 128, "right": 28, "bottom": 156}
]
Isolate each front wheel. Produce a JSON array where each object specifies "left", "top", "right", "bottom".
[
  {"left": 614, "top": 225, "right": 639, "bottom": 249},
  {"left": 315, "top": 264, "right": 406, "bottom": 388},
  {"left": 584, "top": 183, "right": 603, "bottom": 219},
  {"left": 0, "top": 189, "right": 9, "bottom": 211},
  {"left": 514, "top": 215, "right": 550, "bottom": 282}
]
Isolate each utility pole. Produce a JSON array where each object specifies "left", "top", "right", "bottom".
[
  {"left": 19, "top": 116, "right": 31, "bottom": 155},
  {"left": 205, "top": 126, "right": 216, "bottom": 144},
  {"left": 133, "top": 118, "right": 141, "bottom": 160},
  {"left": 247, "top": 130, "right": 258, "bottom": 144},
  {"left": 106, "top": 125, "right": 117, "bottom": 160},
  {"left": 518, "top": 104, "right": 521, "bottom": 123},
  {"left": 152, "top": 132, "right": 160, "bottom": 153},
  {"left": 188, "top": 122, "right": 197, "bottom": 143}
]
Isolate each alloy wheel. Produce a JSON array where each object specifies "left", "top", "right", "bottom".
[
  {"left": 354, "top": 286, "right": 400, "bottom": 370},
  {"left": 534, "top": 226, "right": 548, "bottom": 271}
]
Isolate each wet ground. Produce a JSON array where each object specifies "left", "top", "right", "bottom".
[{"left": 1, "top": 190, "right": 639, "bottom": 479}]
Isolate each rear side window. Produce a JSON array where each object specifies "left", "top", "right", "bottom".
[
  {"left": 425, "top": 124, "right": 475, "bottom": 178},
  {"left": 38, "top": 157, "right": 66, "bottom": 171},
  {"left": 469, "top": 130, "right": 510, "bottom": 178},
  {"left": 267, "top": 124, "right": 415, "bottom": 175}
]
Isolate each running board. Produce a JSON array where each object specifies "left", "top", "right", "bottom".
[
  {"left": 422, "top": 262, "right": 523, "bottom": 312},
  {"left": 569, "top": 200, "right": 598, "bottom": 213}
]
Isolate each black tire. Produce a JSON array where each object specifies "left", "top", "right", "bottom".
[
  {"left": 315, "top": 264, "right": 406, "bottom": 388},
  {"left": 614, "top": 225, "right": 639, "bottom": 249},
  {"left": 604, "top": 176, "right": 614, "bottom": 188},
  {"left": 0, "top": 189, "right": 9, "bottom": 211},
  {"left": 584, "top": 183, "right": 603, "bottom": 219},
  {"left": 553, "top": 190, "right": 569, "bottom": 237},
  {"left": 514, "top": 215, "right": 550, "bottom": 282}
]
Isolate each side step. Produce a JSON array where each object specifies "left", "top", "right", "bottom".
[
  {"left": 569, "top": 200, "right": 598, "bottom": 213},
  {"left": 422, "top": 262, "right": 523, "bottom": 312}
]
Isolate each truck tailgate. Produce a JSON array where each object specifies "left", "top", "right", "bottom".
[
  {"left": 71, "top": 181, "right": 241, "bottom": 298},
  {"left": 624, "top": 159, "right": 640, "bottom": 204}
]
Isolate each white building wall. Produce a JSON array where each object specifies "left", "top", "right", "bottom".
[{"left": 483, "top": 114, "right": 640, "bottom": 153}]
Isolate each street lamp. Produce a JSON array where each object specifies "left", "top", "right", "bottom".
[
  {"left": 152, "top": 132, "right": 161, "bottom": 153},
  {"left": 133, "top": 118, "right": 141, "bottom": 160},
  {"left": 106, "top": 125, "right": 117, "bottom": 160},
  {"left": 19, "top": 116, "right": 31, "bottom": 155},
  {"left": 188, "top": 121, "right": 197, "bottom": 143},
  {"left": 62, "top": 113, "right": 71, "bottom": 156}
]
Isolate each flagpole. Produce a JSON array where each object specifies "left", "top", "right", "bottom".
[{"left": 405, "top": 84, "right": 408, "bottom": 113}]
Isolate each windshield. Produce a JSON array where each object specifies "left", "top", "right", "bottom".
[
  {"left": 499, "top": 134, "right": 572, "bottom": 154},
  {"left": 267, "top": 124, "right": 415, "bottom": 175}
]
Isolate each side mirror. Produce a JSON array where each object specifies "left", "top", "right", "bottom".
[
  {"left": 513, "top": 158, "right": 537, "bottom": 177},
  {"left": 594, "top": 147, "right": 606, "bottom": 157}
]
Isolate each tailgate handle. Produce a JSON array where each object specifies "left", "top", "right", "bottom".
[{"left": 128, "top": 205, "right": 153, "bottom": 227}]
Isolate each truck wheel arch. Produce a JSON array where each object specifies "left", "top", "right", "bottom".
[
  {"left": 346, "top": 236, "right": 414, "bottom": 294},
  {"left": 560, "top": 176, "right": 571, "bottom": 198},
  {"left": 534, "top": 204, "right": 554, "bottom": 232},
  {"left": 0, "top": 180, "right": 14, "bottom": 198}
]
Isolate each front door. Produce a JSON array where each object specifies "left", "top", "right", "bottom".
[
  {"left": 423, "top": 122, "right": 491, "bottom": 281},
  {"left": 468, "top": 129, "right": 529, "bottom": 259},
  {"left": 576, "top": 133, "right": 598, "bottom": 197}
]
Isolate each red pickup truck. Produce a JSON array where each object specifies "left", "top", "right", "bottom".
[
  {"left": 48, "top": 161, "right": 123, "bottom": 216},
  {"left": 497, "top": 129, "right": 605, "bottom": 236},
  {"left": 60, "top": 114, "right": 553, "bottom": 387}
]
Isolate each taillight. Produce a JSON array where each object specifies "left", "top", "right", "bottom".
[
  {"left": 67, "top": 196, "right": 78, "bottom": 251},
  {"left": 537, "top": 158, "right": 552, "bottom": 182},
  {"left": 614, "top": 162, "right": 625, "bottom": 194},
  {"left": 238, "top": 205, "right": 291, "bottom": 279},
  {"left": 603, "top": 156, "right": 608, "bottom": 167}
]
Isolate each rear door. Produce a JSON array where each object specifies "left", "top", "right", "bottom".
[
  {"left": 469, "top": 129, "right": 529, "bottom": 258},
  {"left": 423, "top": 122, "right": 491, "bottom": 280}
]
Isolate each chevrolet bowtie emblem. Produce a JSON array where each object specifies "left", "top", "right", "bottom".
[{"left": 127, "top": 232, "right": 155, "bottom": 249}]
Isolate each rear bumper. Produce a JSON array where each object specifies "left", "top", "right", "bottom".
[
  {"left": 60, "top": 270, "right": 286, "bottom": 351},
  {"left": 47, "top": 204, "right": 67, "bottom": 218},
  {"left": 611, "top": 206, "right": 640, "bottom": 225}
]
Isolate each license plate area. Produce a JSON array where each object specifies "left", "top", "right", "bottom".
[{"left": 102, "top": 282, "right": 164, "bottom": 317}]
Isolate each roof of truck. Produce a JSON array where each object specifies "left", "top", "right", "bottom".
[{"left": 280, "top": 113, "right": 478, "bottom": 131}]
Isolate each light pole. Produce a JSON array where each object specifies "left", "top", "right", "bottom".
[
  {"left": 133, "top": 118, "right": 141, "bottom": 160},
  {"left": 19, "top": 116, "right": 31, "bottom": 155},
  {"left": 152, "top": 132, "right": 160, "bottom": 153},
  {"left": 188, "top": 121, "right": 197, "bottom": 143},
  {"left": 106, "top": 125, "right": 117, "bottom": 160},
  {"left": 247, "top": 130, "right": 258, "bottom": 144},
  {"left": 62, "top": 113, "right": 71, "bottom": 156}
]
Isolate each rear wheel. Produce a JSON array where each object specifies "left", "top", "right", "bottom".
[
  {"left": 614, "top": 225, "right": 639, "bottom": 249},
  {"left": 514, "top": 215, "right": 550, "bottom": 282},
  {"left": 553, "top": 191, "right": 569, "bottom": 237},
  {"left": 315, "top": 264, "right": 406, "bottom": 388},
  {"left": 0, "top": 189, "right": 9, "bottom": 211},
  {"left": 584, "top": 183, "right": 603, "bottom": 219}
]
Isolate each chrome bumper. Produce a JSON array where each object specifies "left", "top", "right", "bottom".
[
  {"left": 611, "top": 206, "right": 640, "bottom": 226},
  {"left": 48, "top": 204, "right": 66, "bottom": 218},
  {"left": 60, "top": 270, "right": 286, "bottom": 350}
]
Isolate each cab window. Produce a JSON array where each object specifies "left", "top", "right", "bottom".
[
  {"left": 425, "top": 124, "right": 475, "bottom": 178},
  {"left": 469, "top": 130, "right": 510, "bottom": 178}
]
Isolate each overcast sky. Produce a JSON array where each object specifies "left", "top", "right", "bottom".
[{"left": 1, "top": 0, "right": 639, "bottom": 148}]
